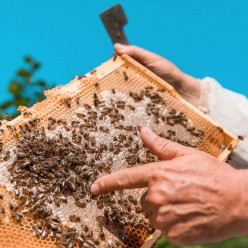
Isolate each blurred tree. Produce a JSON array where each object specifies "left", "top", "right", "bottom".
[{"left": 0, "top": 56, "right": 53, "bottom": 120}]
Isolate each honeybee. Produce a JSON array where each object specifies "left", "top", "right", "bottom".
[{"left": 123, "top": 71, "right": 128, "bottom": 81}]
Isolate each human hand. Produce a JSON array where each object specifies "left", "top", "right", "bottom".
[
  {"left": 91, "top": 127, "right": 248, "bottom": 246},
  {"left": 114, "top": 43, "right": 201, "bottom": 106}
]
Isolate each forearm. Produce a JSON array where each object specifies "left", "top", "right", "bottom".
[{"left": 198, "top": 77, "right": 248, "bottom": 169}]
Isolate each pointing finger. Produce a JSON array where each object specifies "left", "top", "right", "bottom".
[
  {"left": 141, "top": 127, "right": 193, "bottom": 160},
  {"left": 90, "top": 163, "right": 156, "bottom": 195}
]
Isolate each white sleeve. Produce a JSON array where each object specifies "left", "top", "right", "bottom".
[{"left": 198, "top": 77, "right": 248, "bottom": 169}]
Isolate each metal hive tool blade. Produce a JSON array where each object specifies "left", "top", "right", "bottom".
[{"left": 100, "top": 3, "right": 129, "bottom": 45}]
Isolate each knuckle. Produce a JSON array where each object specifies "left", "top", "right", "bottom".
[
  {"left": 154, "top": 216, "right": 166, "bottom": 230},
  {"left": 146, "top": 195, "right": 159, "bottom": 206},
  {"left": 167, "top": 230, "right": 179, "bottom": 244},
  {"left": 116, "top": 172, "right": 129, "bottom": 188},
  {"left": 148, "top": 168, "right": 162, "bottom": 182}
]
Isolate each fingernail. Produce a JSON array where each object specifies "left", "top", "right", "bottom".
[
  {"left": 90, "top": 183, "right": 99, "bottom": 195},
  {"left": 115, "top": 43, "right": 127, "bottom": 51},
  {"left": 143, "top": 127, "right": 157, "bottom": 140}
]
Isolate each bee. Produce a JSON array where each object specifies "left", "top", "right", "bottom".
[
  {"left": 145, "top": 86, "right": 154, "bottom": 91},
  {"left": 51, "top": 216, "right": 60, "bottom": 222},
  {"left": 47, "top": 124, "right": 53, "bottom": 131},
  {"left": 63, "top": 123, "right": 70, "bottom": 131},
  {"left": 50, "top": 223, "right": 58, "bottom": 231},
  {"left": 11, "top": 213, "right": 22, "bottom": 222},
  {"left": 58, "top": 196, "right": 67, "bottom": 203},
  {"left": 28, "top": 120, "right": 36, "bottom": 127},
  {"left": 64, "top": 97, "right": 72, "bottom": 108},
  {"left": 76, "top": 236, "right": 85, "bottom": 244},
  {"left": 69, "top": 214, "right": 80, "bottom": 222},
  {"left": 76, "top": 97, "right": 80, "bottom": 105},
  {"left": 90, "top": 69, "right": 97, "bottom": 74},
  {"left": 48, "top": 117, "right": 56, "bottom": 125},
  {"left": 113, "top": 54, "right": 117, "bottom": 61},
  {"left": 99, "top": 127, "right": 109, "bottom": 133},
  {"left": 78, "top": 75, "right": 86, "bottom": 79},
  {"left": 167, "top": 130, "right": 176, "bottom": 137},
  {"left": 86, "top": 239, "right": 95, "bottom": 246},
  {"left": 6, "top": 125, "right": 16, "bottom": 132},
  {"left": 24, "top": 198, "right": 30, "bottom": 206},
  {"left": 119, "top": 114, "right": 125, "bottom": 121},
  {"left": 82, "top": 224, "right": 89, "bottom": 233},
  {"left": 112, "top": 88, "right": 116, "bottom": 94},
  {"left": 3, "top": 113, "right": 12, "bottom": 120},
  {"left": 124, "top": 126, "right": 133, "bottom": 131},
  {"left": 192, "top": 129, "right": 205, "bottom": 137},
  {"left": 216, "top": 126, "right": 224, "bottom": 133},
  {"left": 86, "top": 230, "right": 93, "bottom": 238},
  {"left": 83, "top": 104, "right": 91, "bottom": 110},
  {"left": 123, "top": 71, "right": 128, "bottom": 81},
  {"left": 95, "top": 82, "right": 99, "bottom": 88},
  {"left": 129, "top": 92, "right": 142, "bottom": 102},
  {"left": 24, "top": 123, "right": 31, "bottom": 132},
  {"left": 238, "top": 135, "right": 244, "bottom": 141},
  {"left": 127, "top": 105, "right": 135, "bottom": 111},
  {"left": 3, "top": 151, "right": 10, "bottom": 161},
  {"left": 23, "top": 112, "right": 32, "bottom": 117},
  {"left": 157, "top": 88, "right": 166, "bottom": 93},
  {"left": 49, "top": 231, "right": 55, "bottom": 238},
  {"left": 99, "top": 231, "right": 105, "bottom": 240},
  {"left": 128, "top": 195, "right": 138, "bottom": 205},
  {"left": 41, "top": 229, "right": 48, "bottom": 238},
  {"left": 166, "top": 117, "right": 175, "bottom": 126},
  {"left": 169, "top": 108, "right": 176, "bottom": 115},
  {"left": 56, "top": 119, "right": 63, "bottom": 125},
  {"left": 0, "top": 194, "right": 3, "bottom": 200},
  {"left": 94, "top": 94, "right": 100, "bottom": 107},
  {"left": 14, "top": 188, "right": 20, "bottom": 196},
  {"left": 228, "top": 144, "right": 233, "bottom": 151}
]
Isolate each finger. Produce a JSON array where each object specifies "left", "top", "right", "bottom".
[
  {"left": 140, "top": 190, "right": 158, "bottom": 228},
  {"left": 140, "top": 190, "right": 151, "bottom": 213},
  {"left": 90, "top": 163, "right": 155, "bottom": 195},
  {"left": 141, "top": 127, "right": 193, "bottom": 160},
  {"left": 114, "top": 43, "right": 161, "bottom": 65}
]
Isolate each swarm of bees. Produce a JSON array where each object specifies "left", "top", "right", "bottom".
[{"left": 0, "top": 86, "right": 205, "bottom": 248}]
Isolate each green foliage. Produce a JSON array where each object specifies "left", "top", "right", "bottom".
[
  {"left": 0, "top": 56, "right": 53, "bottom": 120},
  {"left": 156, "top": 236, "right": 248, "bottom": 248}
]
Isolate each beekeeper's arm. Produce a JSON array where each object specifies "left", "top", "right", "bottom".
[{"left": 198, "top": 77, "right": 248, "bottom": 168}]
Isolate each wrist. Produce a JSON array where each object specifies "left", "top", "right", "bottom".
[
  {"left": 177, "top": 72, "right": 201, "bottom": 106},
  {"left": 230, "top": 169, "right": 248, "bottom": 236}
]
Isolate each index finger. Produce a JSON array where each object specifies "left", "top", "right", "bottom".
[{"left": 90, "top": 163, "right": 155, "bottom": 196}]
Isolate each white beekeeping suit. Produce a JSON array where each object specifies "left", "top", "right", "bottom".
[{"left": 198, "top": 77, "right": 248, "bottom": 169}]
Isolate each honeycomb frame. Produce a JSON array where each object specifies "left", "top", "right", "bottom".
[{"left": 0, "top": 55, "right": 238, "bottom": 248}]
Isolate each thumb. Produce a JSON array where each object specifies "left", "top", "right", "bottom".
[
  {"left": 141, "top": 127, "right": 193, "bottom": 160},
  {"left": 114, "top": 43, "right": 161, "bottom": 66}
]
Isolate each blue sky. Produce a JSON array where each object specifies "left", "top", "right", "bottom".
[{"left": 0, "top": 0, "right": 247, "bottom": 104}]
